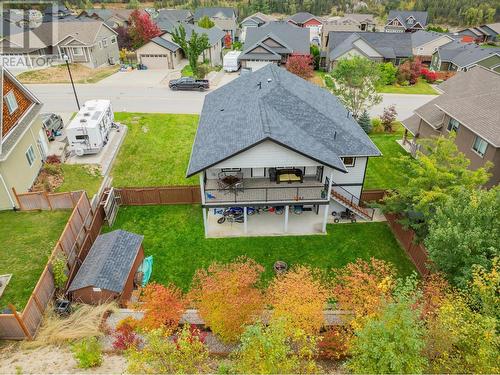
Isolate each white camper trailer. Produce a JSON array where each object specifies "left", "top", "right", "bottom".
[
  {"left": 223, "top": 51, "right": 241, "bottom": 72},
  {"left": 66, "top": 100, "right": 114, "bottom": 156}
]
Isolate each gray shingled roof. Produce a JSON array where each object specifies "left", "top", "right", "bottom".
[
  {"left": 328, "top": 31, "right": 412, "bottom": 60},
  {"left": 156, "top": 21, "right": 224, "bottom": 46},
  {"left": 150, "top": 36, "right": 180, "bottom": 51},
  {"left": 437, "top": 40, "right": 500, "bottom": 68},
  {"left": 68, "top": 230, "right": 143, "bottom": 294},
  {"left": 240, "top": 21, "right": 310, "bottom": 59},
  {"left": 387, "top": 10, "right": 428, "bottom": 29},
  {"left": 157, "top": 9, "right": 192, "bottom": 23},
  {"left": 194, "top": 7, "right": 236, "bottom": 21},
  {"left": 288, "top": 12, "right": 320, "bottom": 24},
  {"left": 186, "top": 64, "right": 381, "bottom": 177},
  {"left": 411, "top": 30, "right": 452, "bottom": 47},
  {"left": 406, "top": 66, "right": 500, "bottom": 147}
]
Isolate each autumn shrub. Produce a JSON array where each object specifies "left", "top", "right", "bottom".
[
  {"left": 286, "top": 53, "right": 314, "bottom": 79},
  {"left": 45, "top": 154, "right": 61, "bottom": 164},
  {"left": 469, "top": 258, "right": 499, "bottom": 321},
  {"left": 332, "top": 258, "right": 396, "bottom": 329},
  {"left": 112, "top": 319, "right": 142, "bottom": 351},
  {"left": 138, "top": 282, "right": 187, "bottom": 332},
  {"left": 421, "top": 68, "right": 438, "bottom": 83},
  {"left": 231, "top": 318, "right": 321, "bottom": 374},
  {"left": 397, "top": 58, "right": 422, "bottom": 84},
  {"left": 267, "top": 265, "right": 329, "bottom": 334},
  {"left": 380, "top": 105, "right": 397, "bottom": 132},
  {"left": 370, "top": 117, "right": 384, "bottom": 133},
  {"left": 71, "top": 337, "right": 103, "bottom": 369},
  {"left": 417, "top": 273, "right": 450, "bottom": 320},
  {"left": 127, "top": 325, "right": 210, "bottom": 374},
  {"left": 189, "top": 257, "right": 265, "bottom": 343},
  {"left": 318, "top": 325, "right": 353, "bottom": 360}
]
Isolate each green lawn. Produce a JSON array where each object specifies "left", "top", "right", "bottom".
[
  {"left": 105, "top": 205, "right": 416, "bottom": 291},
  {"left": 0, "top": 210, "right": 71, "bottom": 310},
  {"left": 56, "top": 164, "right": 102, "bottom": 197},
  {"left": 366, "top": 128, "right": 411, "bottom": 190},
  {"left": 111, "top": 113, "right": 199, "bottom": 187},
  {"left": 377, "top": 80, "right": 437, "bottom": 95},
  {"left": 181, "top": 64, "right": 194, "bottom": 77}
]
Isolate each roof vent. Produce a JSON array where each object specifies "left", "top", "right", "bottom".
[
  {"left": 80, "top": 118, "right": 87, "bottom": 123},
  {"left": 257, "top": 82, "right": 262, "bottom": 89},
  {"left": 83, "top": 112, "right": 91, "bottom": 117},
  {"left": 267, "top": 78, "right": 272, "bottom": 83},
  {"left": 220, "top": 108, "right": 224, "bottom": 111},
  {"left": 334, "top": 131, "right": 337, "bottom": 140}
]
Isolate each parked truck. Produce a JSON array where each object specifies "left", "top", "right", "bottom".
[
  {"left": 168, "top": 77, "right": 209, "bottom": 91},
  {"left": 223, "top": 51, "right": 241, "bottom": 72}
]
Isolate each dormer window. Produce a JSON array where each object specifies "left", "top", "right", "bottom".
[{"left": 4, "top": 90, "right": 18, "bottom": 114}]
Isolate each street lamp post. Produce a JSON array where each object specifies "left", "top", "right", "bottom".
[{"left": 63, "top": 54, "right": 80, "bottom": 110}]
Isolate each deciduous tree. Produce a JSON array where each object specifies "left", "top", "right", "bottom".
[
  {"left": 380, "top": 105, "right": 397, "bottom": 132},
  {"left": 172, "top": 25, "right": 210, "bottom": 79},
  {"left": 197, "top": 15, "right": 214, "bottom": 28},
  {"left": 267, "top": 265, "right": 329, "bottom": 334},
  {"left": 330, "top": 56, "right": 382, "bottom": 119},
  {"left": 189, "top": 257, "right": 265, "bottom": 343},
  {"left": 285, "top": 54, "right": 314, "bottom": 79},
  {"left": 128, "top": 10, "right": 161, "bottom": 49}
]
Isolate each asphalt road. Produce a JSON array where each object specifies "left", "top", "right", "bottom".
[{"left": 27, "top": 72, "right": 437, "bottom": 119}]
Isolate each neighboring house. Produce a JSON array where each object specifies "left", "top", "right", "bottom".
[
  {"left": 326, "top": 31, "right": 412, "bottom": 70},
  {"left": 1, "top": 19, "right": 120, "bottom": 68},
  {"left": 327, "top": 13, "right": 376, "bottom": 31},
  {"left": 320, "top": 22, "right": 360, "bottom": 48},
  {"left": 385, "top": 10, "right": 428, "bottom": 33},
  {"left": 430, "top": 41, "right": 500, "bottom": 72},
  {"left": 68, "top": 230, "right": 145, "bottom": 306},
  {"left": 77, "top": 8, "right": 134, "bottom": 28},
  {"left": 193, "top": 7, "right": 238, "bottom": 41},
  {"left": 238, "top": 21, "right": 310, "bottom": 71},
  {"left": 411, "top": 30, "right": 454, "bottom": 62},
  {"left": 287, "top": 12, "right": 324, "bottom": 42},
  {"left": 157, "top": 9, "right": 193, "bottom": 24},
  {"left": 42, "top": 3, "right": 73, "bottom": 22},
  {"left": 138, "top": 22, "right": 224, "bottom": 68},
  {"left": 240, "top": 12, "right": 277, "bottom": 42},
  {"left": 455, "top": 23, "right": 500, "bottom": 43},
  {"left": 401, "top": 66, "right": 500, "bottom": 187},
  {"left": 0, "top": 67, "right": 48, "bottom": 210},
  {"left": 186, "top": 64, "right": 381, "bottom": 237}
]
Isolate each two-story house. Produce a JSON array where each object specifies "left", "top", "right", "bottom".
[
  {"left": 240, "top": 12, "right": 277, "bottom": 42},
  {"left": 186, "top": 64, "right": 380, "bottom": 237},
  {"left": 0, "top": 66, "right": 47, "bottom": 210},
  {"left": 411, "top": 30, "right": 454, "bottom": 63},
  {"left": 401, "top": 66, "right": 500, "bottom": 187},
  {"left": 193, "top": 7, "right": 238, "bottom": 42},
  {"left": 385, "top": 10, "right": 428, "bottom": 33},
  {"left": 287, "top": 12, "right": 324, "bottom": 42}
]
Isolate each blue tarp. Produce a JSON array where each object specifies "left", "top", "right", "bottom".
[{"left": 139, "top": 256, "right": 153, "bottom": 286}]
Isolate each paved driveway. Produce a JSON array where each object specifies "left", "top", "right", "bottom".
[{"left": 369, "top": 93, "right": 437, "bottom": 120}]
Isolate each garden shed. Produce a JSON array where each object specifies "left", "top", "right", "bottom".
[{"left": 68, "top": 230, "right": 144, "bottom": 306}]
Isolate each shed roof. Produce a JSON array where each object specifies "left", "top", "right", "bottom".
[
  {"left": 186, "top": 64, "right": 380, "bottom": 177},
  {"left": 68, "top": 230, "right": 143, "bottom": 294}
]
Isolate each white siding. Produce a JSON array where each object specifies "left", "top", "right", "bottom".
[
  {"left": 213, "top": 140, "right": 321, "bottom": 169},
  {"left": 353, "top": 39, "right": 383, "bottom": 58},
  {"left": 412, "top": 35, "right": 454, "bottom": 57},
  {"left": 331, "top": 157, "right": 367, "bottom": 185}
]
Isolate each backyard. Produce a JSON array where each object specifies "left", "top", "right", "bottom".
[
  {"left": 0, "top": 210, "right": 70, "bottom": 310},
  {"left": 105, "top": 204, "right": 416, "bottom": 291},
  {"left": 111, "top": 113, "right": 406, "bottom": 191},
  {"left": 55, "top": 164, "right": 102, "bottom": 197}
]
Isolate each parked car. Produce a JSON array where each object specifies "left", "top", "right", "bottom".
[
  {"left": 168, "top": 77, "right": 209, "bottom": 91},
  {"left": 41, "top": 113, "right": 64, "bottom": 141}
]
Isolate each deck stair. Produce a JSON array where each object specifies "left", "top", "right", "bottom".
[{"left": 330, "top": 188, "right": 374, "bottom": 221}]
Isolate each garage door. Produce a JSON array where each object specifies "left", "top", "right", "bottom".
[
  {"left": 245, "top": 60, "right": 273, "bottom": 71},
  {"left": 139, "top": 54, "right": 170, "bottom": 69}
]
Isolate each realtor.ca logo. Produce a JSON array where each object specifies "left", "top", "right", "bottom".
[{"left": 1, "top": 1, "right": 62, "bottom": 69}]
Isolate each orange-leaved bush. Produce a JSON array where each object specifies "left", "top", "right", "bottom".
[
  {"left": 332, "top": 258, "right": 396, "bottom": 329},
  {"left": 417, "top": 272, "right": 450, "bottom": 321},
  {"left": 189, "top": 257, "right": 265, "bottom": 343},
  {"left": 318, "top": 325, "right": 353, "bottom": 360},
  {"left": 267, "top": 265, "right": 329, "bottom": 334},
  {"left": 138, "top": 282, "right": 187, "bottom": 332}
]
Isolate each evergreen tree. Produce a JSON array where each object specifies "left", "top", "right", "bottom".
[{"left": 357, "top": 110, "right": 372, "bottom": 134}]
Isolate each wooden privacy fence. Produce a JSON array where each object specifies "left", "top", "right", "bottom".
[
  {"left": 360, "top": 189, "right": 386, "bottom": 203},
  {"left": 0, "top": 191, "right": 105, "bottom": 340},
  {"left": 385, "top": 213, "right": 430, "bottom": 276},
  {"left": 117, "top": 186, "right": 201, "bottom": 205},
  {"left": 12, "top": 188, "right": 82, "bottom": 211}
]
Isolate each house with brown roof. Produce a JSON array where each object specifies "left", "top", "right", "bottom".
[
  {"left": 401, "top": 66, "right": 500, "bottom": 187},
  {"left": 0, "top": 67, "right": 47, "bottom": 210}
]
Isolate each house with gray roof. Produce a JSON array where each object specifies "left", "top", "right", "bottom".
[
  {"left": 77, "top": 8, "right": 134, "bottom": 28},
  {"left": 287, "top": 12, "right": 324, "bottom": 42},
  {"left": 187, "top": 64, "right": 380, "bottom": 237},
  {"left": 138, "top": 21, "right": 225, "bottom": 68},
  {"left": 68, "top": 230, "right": 145, "bottom": 306},
  {"left": 238, "top": 21, "right": 310, "bottom": 71},
  {"left": 326, "top": 31, "right": 412, "bottom": 70},
  {"left": 430, "top": 40, "right": 500, "bottom": 72},
  {"left": 455, "top": 22, "right": 500, "bottom": 43},
  {"left": 240, "top": 12, "right": 277, "bottom": 42},
  {"left": 385, "top": 10, "right": 428, "bottom": 33},
  {"left": 411, "top": 30, "right": 454, "bottom": 62},
  {"left": 401, "top": 66, "right": 500, "bottom": 187},
  {"left": 194, "top": 7, "right": 238, "bottom": 41}
]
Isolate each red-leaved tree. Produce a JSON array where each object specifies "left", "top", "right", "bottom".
[
  {"left": 397, "top": 58, "right": 423, "bottom": 85},
  {"left": 128, "top": 10, "right": 161, "bottom": 49},
  {"left": 189, "top": 257, "right": 265, "bottom": 343},
  {"left": 224, "top": 33, "right": 232, "bottom": 49},
  {"left": 138, "top": 282, "right": 187, "bottom": 332},
  {"left": 285, "top": 54, "right": 314, "bottom": 79}
]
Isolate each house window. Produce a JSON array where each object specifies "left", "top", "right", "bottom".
[
  {"left": 472, "top": 136, "right": 488, "bottom": 157},
  {"left": 110, "top": 36, "right": 117, "bottom": 44},
  {"left": 26, "top": 145, "right": 36, "bottom": 166},
  {"left": 221, "top": 168, "right": 241, "bottom": 172},
  {"left": 4, "top": 91, "right": 18, "bottom": 114},
  {"left": 447, "top": 118, "right": 460, "bottom": 132},
  {"left": 102, "top": 38, "right": 108, "bottom": 47},
  {"left": 72, "top": 47, "right": 84, "bottom": 55},
  {"left": 342, "top": 157, "right": 356, "bottom": 167}
]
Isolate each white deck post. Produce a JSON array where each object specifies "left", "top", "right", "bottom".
[
  {"left": 322, "top": 204, "right": 329, "bottom": 233},
  {"left": 244, "top": 206, "right": 248, "bottom": 234},
  {"left": 199, "top": 173, "right": 206, "bottom": 205},
  {"left": 202, "top": 207, "right": 208, "bottom": 237},
  {"left": 284, "top": 205, "right": 289, "bottom": 233}
]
